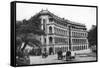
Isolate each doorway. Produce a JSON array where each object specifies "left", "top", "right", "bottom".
[{"left": 49, "top": 47, "right": 54, "bottom": 55}]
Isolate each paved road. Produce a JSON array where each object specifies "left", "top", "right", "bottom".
[{"left": 29, "top": 53, "right": 96, "bottom": 64}]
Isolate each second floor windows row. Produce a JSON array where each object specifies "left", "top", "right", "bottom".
[
  {"left": 54, "top": 27, "right": 68, "bottom": 36},
  {"left": 72, "top": 32, "right": 87, "bottom": 37}
]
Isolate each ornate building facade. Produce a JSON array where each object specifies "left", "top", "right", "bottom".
[{"left": 31, "top": 10, "right": 89, "bottom": 54}]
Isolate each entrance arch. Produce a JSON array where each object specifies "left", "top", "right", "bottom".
[{"left": 49, "top": 47, "right": 54, "bottom": 55}]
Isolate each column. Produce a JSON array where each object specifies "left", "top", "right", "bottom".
[
  {"left": 53, "top": 36, "right": 55, "bottom": 44},
  {"left": 46, "top": 36, "right": 49, "bottom": 45},
  {"left": 52, "top": 25, "right": 54, "bottom": 34},
  {"left": 85, "top": 32, "right": 88, "bottom": 49},
  {"left": 41, "top": 36, "right": 44, "bottom": 45},
  {"left": 53, "top": 37, "right": 55, "bottom": 54},
  {"left": 46, "top": 36, "right": 49, "bottom": 53}
]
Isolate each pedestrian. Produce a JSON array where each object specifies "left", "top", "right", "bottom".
[
  {"left": 42, "top": 48, "right": 48, "bottom": 58},
  {"left": 57, "top": 49, "right": 63, "bottom": 60}
]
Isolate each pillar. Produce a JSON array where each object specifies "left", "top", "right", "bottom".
[
  {"left": 46, "top": 36, "right": 49, "bottom": 45},
  {"left": 86, "top": 39, "right": 89, "bottom": 49}
]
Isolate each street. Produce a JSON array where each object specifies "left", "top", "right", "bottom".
[{"left": 29, "top": 53, "right": 96, "bottom": 64}]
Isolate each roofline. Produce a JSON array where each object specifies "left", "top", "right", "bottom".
[{"left": 36, "top": 10, "right": 86, "bottom": 27}]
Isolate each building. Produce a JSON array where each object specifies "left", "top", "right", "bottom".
[{"left": 30, "top": 9, "right": 89, "bottom": 54}]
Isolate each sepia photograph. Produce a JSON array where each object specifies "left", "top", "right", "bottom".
[{"left": 13, "top": 1, "right": 97, "bottom": 66}]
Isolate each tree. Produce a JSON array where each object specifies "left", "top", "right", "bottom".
[
  {"left": 16, "top": 17, "right": 45, "bottom": 52},
  {"left": 88, "top": 25, "right": 97, "bottom": 47}
]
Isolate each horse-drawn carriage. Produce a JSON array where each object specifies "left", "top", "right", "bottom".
[{"left": 57, "top": 50, "right": 75, "bottom": 61}]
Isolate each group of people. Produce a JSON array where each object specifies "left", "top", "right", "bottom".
[
  {"left": 41, "top": 48, "right": 75, "bottom": 61},
  {"left": 42, "top": 51, "right": 48, "bottom": 58}
]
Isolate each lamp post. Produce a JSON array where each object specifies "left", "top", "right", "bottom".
[{"left": 68, "top": 25, "right": 71, "bottom": 51}]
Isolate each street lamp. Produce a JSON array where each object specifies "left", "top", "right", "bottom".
[{"left": 68, "top": 25, "right": 71, "bottom": 51}]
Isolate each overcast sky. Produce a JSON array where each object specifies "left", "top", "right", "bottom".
[{"left": 16, "top": 3, "right": 96, "bottom": 30}]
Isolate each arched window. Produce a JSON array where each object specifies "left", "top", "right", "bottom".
[
  {"left": 49, "top": 26, "right": 52, "bottom": 34},
  {"left": 43, "top": 19, "right": 46, "bottom": 31},
  {"left": 49, "top": 37, "right": 53, "bottom": 44},
  {"left": 44, "top": 38, "right": 46, "bottom": 43},
  {"left": 84, "top": 46, "right": 85, "bottom": 49}
]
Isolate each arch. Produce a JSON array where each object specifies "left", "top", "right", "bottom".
[
  {"left": 49, "top": 37, "right": 53, "bottom": 43},
  {"left": 49, "top": 47, "right": 54, "bottom": 55},
  {"left": 49, "top": 26, "right": 52, "bottom": 34}
]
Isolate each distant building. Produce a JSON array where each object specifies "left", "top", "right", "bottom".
[{"left": 30, "top": 10, "right": 89, "bottom": 54}]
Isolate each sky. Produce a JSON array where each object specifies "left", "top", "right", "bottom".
[{"left": 16, "top": 3, "right": 96, "bottom": 30}]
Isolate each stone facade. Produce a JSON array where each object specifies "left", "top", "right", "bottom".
[{"left": 32, "top": 10, "right": 89, "bottom": 54}]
